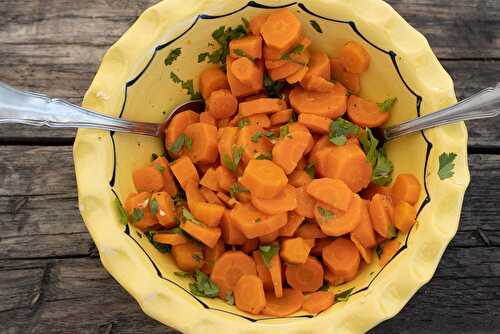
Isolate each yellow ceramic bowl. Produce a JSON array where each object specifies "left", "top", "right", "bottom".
[{"left": 73, "top": 0, "right": 470, "bottom": 332}]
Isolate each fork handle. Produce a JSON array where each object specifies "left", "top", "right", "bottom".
[
  {"left": 383, "top": 83, "right": 500, "bottom": 141},
  {"left": 0, "top": 81, "right": 161, "bottom": 136}
]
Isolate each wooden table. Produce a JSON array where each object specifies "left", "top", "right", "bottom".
[{"left": 0, "top": 1, "right": 499, "bottom": 333}]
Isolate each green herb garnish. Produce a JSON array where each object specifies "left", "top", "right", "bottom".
[
  {"left": 377, "top": 97, "right": 398, "bottom": 112},
  {"left": 264, "top": 74, "right": 286, "bottom": 98},
  {"left": 438, "top": 152, "right": 457, "bottom": 180},
  {"left": 279, "top": 124, "right": 289, "bottom": 140},
  {"left": 170, "top": 71, "right": 202, "bottom": 100},
  {"left": 222, "top": 145, "right": 244, "bottom": 172},
  {"left": 199, "top": 25, "right": 248, "bottom": 65},
  {"left": 256, "top": 153, "right": 272, "bottom": 160},
  {"left": 317, "top": 207, "right": 335, "bottom": 221},
  {"left": 182, "top": 208, "right": 203, "bottom": 225},
  {"left": 251, "top": 131, "right": 262, "bottom": 143},
  {"left": 225, "top": 291, "right": 235, "bottom": 305},
  {"left": 241, "top": 17, "right": 250, "bottom": 29},
  {"left": 145, "top": 230, "right": 171, "bottom": 253},
  {"left": 198, "top": 52, "right": 209, "bottom": 63},
  {"left": 310, "top": 20, "right": 323, "bottom": 33},
  {"left": 168, "top": 133, "right": 192, "bottom": 154},
  {"left": 150, "top": 198, "right": 159, "bottom": 216},
  {"left": 388, "top": 224, "right": 398, "bottom": 239},
  {"left": 238, "top": 118, "right": 250, "bottom": 128},
  {"left": 115, "top": 198, "right": 128, "bottom": 225},
  {"left": 234, "top": 48, "right": 256, "bottom": 61},
  {"left": 280, "top": 44, "right": 305, "bottom": 61},
  {"left": 131, "top": 208, "right": 144, "bottom": 223},
  {"left": 359, "top": 128, "right": 394, "bottom": 186},
  {"left": 189, "top": 270, "right": 220, "bottom": 298},
  {"left": 335, "top": 287, "right": 354, "bottom": 302},
  {"left": 304, "top": 162, "right": 316, "bottom": 178},
  {"left": 329, "top": 118, "right": 360, "bottom": 145},
  {"left": 229, "top": 182, "right": 249, "bottom": 198},
  {"left": 174, "top": 271, "right": 193, "bottom": 277},
  {"left": 154, "top": 164, "right": 165, "bottom": 174},
  {"left": 376, "top": 245, "right": 383, "bottom": 258},
  {"left": 173, "top": 191, "right": 187, "bottom": 207},
  {"left": 264, "top": 131, "right": 276, "bottom": 140},
  {"left": 164, "top": 47, "right": 181, "bottom": 66},
  {"left": 259, "top": 244, "right": 280, "bottom": 266}
]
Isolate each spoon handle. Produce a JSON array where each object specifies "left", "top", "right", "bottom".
[
  {"left": 0, "top": 81, "right": 161, "bottom": 136},
  {"left": 383, "top": 83, "right": 500, "bottom": 141}
]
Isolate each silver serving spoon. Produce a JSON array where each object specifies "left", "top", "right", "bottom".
[{"left": 0, "top": 81, "right": 498, "bottom": 142}]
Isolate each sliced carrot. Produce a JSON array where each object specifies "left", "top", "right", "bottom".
[
  {"left": 310, "top": 237, "right": 333, "bottom": 256},
  {"left": 260, "top": 9, "right": 302, "bottom": 51},
  {"left": 170, "top": 156, "right": 199, "bottom": 189},
  {"left": 289, "top": 86, "right": 347, "bottom": 119},
  {"left": 286, "top": 65, "right": 309, "bottom": 84},
  {"left": 226, "top": 56, "right": 264, "bottom": 98},
  {"left": 239, "top": 98, "right": 287, "bottom": 117},
  {"left": 303, "top": 50, "right": 331, "bottom": 81},
  {"left": 236, "top": 124, "right": 273, "bottom": 165},
  {"left": 183, "top": 122, "right": 219, "bottom": 164},
  {"left": 378, "top": 239, "right": 401, "bottom": 267},
  {"left": 248, "top": 114, "right": 271, "bottom": 128},
  {"left": 210, "top": 251, "right": 257, "bottom": 298},
  {"left": 200, "top": 186, "right": 224, "bottom": 206},
  {"left": 217, "top": 191, "right": 238, "bottom": 208},
  {"left": 298, "top": 113, "right": 332, "bottom": 134},
  {"left": 296, "top": 222, "right": 328, "bottom": 239},
  {"left": 268, "top": 252, "right": 283, "bottom": 298},
  {"left": 309, "top": 135, "right": 334, "bottom": 174},
  {"left": 153, "top": 233, "right": 188, "bottom": 246},
  {"left": 322, "top": 238, "right": 360, "bottom": 281},
  {"left": 199, "top": 167, "right": 219, "bottom": 192},
  {"left": 151, "top": 192, "right": 176, "bottom": 228},
  {"left": 199, "top": 66, "right": 230, "bottom": 100},
  {"left": 347, "top": 95, "right": 390, "bottom": 128},
  {"left": 394, "top": 201, "right": 417, "bottom": 233},
  {"left": 252, "top": 250, "right": 274, "bottom": 290},
  {"left": 231, "top": 57, "right": 262, "bottom": 88},
  {"left": 270, "top": 109, "right": 292, "bottom": 126},
  {"left": 263, "top": 36, "right": 311, "bottom": 60},
  {"left": 369, "top": 194, "right": 395, "bottom": 238},
  {"left": 360, "top": 183, "right": 392, "bottom": 200},
  {"left": 288, "top": 169, "right": 313, "bottom": 187},
  {"left": 302, "top": 291, "right": 334, "bottom": 313},
  {"left": 171, "top": 242, "right": 204, "bottom": 272},
  {"left": 230, "top": 203, "right": 288, "bottom": 239},
  {"left": 184, "top": 181, "right": 205, "bottom": 211},
  {"left": 280, "top": 237, "right": 313, "bottom": 264},
  {"left": 133, "top": 166, "right": 164, "bottom": 193},
  {"left": 350, "top": 200, "right": 377, "bottom": 248},
  {"left": 206, "top": 89, "right": 238, "bottom": 120},
  {"left": 391, "top": 174, "right": 421, "bottom": 205},
  {"left": 339, "top": 41, "right": 370, "bottom": 74},
  {"left": 294, "top": 185, "right": 316, "bottom": 218},
  {"left": 234, "top": 275, "right": 267, "bottom": 314},
  {"left": 218, "top": 126, "right": 239, "bottom": 162},
  {"left": 240, "top": 159, "right": 288, "bottom": 199},
  {"left": 241, "top": 238, "right": 260, "bottom": 254},
  {"left": 220, "top": 210, "right": 247, "bottom": 245},
  {"left": 279, "top": 212, "right": 305, "bottom": 237},
  {"left": 331, "top": 57, "right": 360, "bottom": 94},
  {"left": 272, "top": 130, "right": 310, "bottom": 175},
  {"left": 324, "top": 142, "right": 372, "bottom": 193},
  {"left": 152, "top": 156, "right": 179, "bottom": 197},
  {"left": 218, "top": 117, "right": 230, "bottom": 128},
  {"left": 199, "top": 111, "right": 216, "bottom": 126},
  {"left": 265, "top": 59, "right": 287, "bottom": 69},
  {"left": 324, "top": 269, "right": 345, "bottom": 286},
  {"left": 288, "top": 122, "right": 314, "bottom": 154},
  {"left": 250, "top": 14, "right": 269, "bottom": 36},
  {"left": 306, "top": 178, "right": 354, "bottom": 211},
  {"left": 181, "top": 221, "right": 221, "bottom": 248},
  {"left": 259, "top": 229, "right": 280, "bottom": 244},
  {"left": 230, "top": 35, "right": 263, "bottom": 59},
  {"left": 189, "top": 201, "right": 225, "bottom": 227},
  {"left": 269, "top": 62, "right": 303, "bottom": 81},
  {"left": 350, "top": 235, "right": 373, "bottom": 264},
  {"left": 124, "top": 192, "right": 158, "bottom": 231},
  {"left": 285, "top": 256, "right": 324, "bottom": 292},
  {"left": 215, "top": 165, "right": 237, "bottom": 192},
  {"left": 262, "top": 288, "right": 304, "bottom": 316},
  {"left": 301, "top": 75, "right": 335, "bottom": 93},
  {"left": 251, "top": 184, "right": 297, "bottom": 215}
]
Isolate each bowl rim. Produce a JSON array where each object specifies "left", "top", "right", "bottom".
[{"left": 73, "top": 0, "right": 470, "bottom": 332}]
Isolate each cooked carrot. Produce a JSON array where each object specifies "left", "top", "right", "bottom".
[
  {"left": 234, "top": 275, "right": 267, "bottom": 314},
  {"left": 199, "top": 111, "right": 216, "bottom": 126},
  {"left": 322, "top": 238, "right": 360, "bottom": 281},
  {"left": 296, "top": 222, "right": 328, "bottom": 239},
  {"left": 378, "top": 239, "right": 401, "bottom": 267},
  {"left": 288, "top": 169, "right": 313, "bottom": 187},
  {"left": 239, "top": 98, "right": 287, "bottom": 117},
  {"left": 324, "top": 269, "right": 345, "bottom": 286},
  {"left": 394, "top": 201, "right": 417, "bottom": 233},
  {"left": 269, "top": 62, "right": 303, "bottom": 81},
  {"left": 231, "top": 57, "right": 262, "bottom": 88},
  {"left": 248, "top": 114, "right": 271, "bottom": 128},
  {"left": 289, "top": 87, "right": 347, "bottom": 119},
  {"left": 189, "top": 201, "right": 225, "bottom": 227},
  {"left": 279, "top": 212, "right": 305, "bottom": 237},
  {"left": 183, "top": 122, "right": 219, "bottom": 164},
  {"left": 268, "top": 251, "right": 283, "bottom": 298},
  {"left": 220, "top": 210, "right": 247, "bottom": 245},
  {"left": 272, "top": 130, "right": 310, "bottom": 174},
  {"left": 206, "top": 89, "right": 238, "bottom": 120},
  {"left": 270, "top": 109, "right": 293, "bottom": 126},
  {"left": 350, "top": 200, "right": 377, "bottom": 248},
  {"left": 252, "top": 250, "right": 274, "bottom": 290},
  {"left": 151, "top": 192, "right": 176, "bottom": 228},
  {"left": 171, "top": 242, "right": 204, "bottom": 272},
  {"left": 210, "top": 251, "right": 257, "bottom": 298},
  {"left": 306, "top": 178, "right": 354, "bottom": 211},
  {"left": 230, "top": 203, "right": 288, "bottom": 239},
  {"left": 170, "top": 156, "right": 199, "bottom": 189},
  {"left": 217, "top": 191, "right": 238, "bottom": 207},
  {"left": 265, "top": 59, "right": 287, "bottom": 69},
  {"left": 286, "top": 65, "right": 309, "bottom": 84},
  {"left": 347, "top": 95, "right": 390, "bottom": 128},
  {"left": 239, "top": 159, "right": 288, "bottom": 199},
  {"left": 303, "top": 50, "right": 331, "bottom": 81},
  {"left": 236, "top": 124, "right": 273, "bottom": 164},
  {"left": 288, "top": 122, "right": 314, "bottom": 154},
  {"left": 181, "top": 221, "right": 221, "bottom": 248},
  {"left": 301, "top": 75, "right": 335, "bottom": 93},
  {"left": 250, "top": 14, "right": 269, "bottom": 35},
  {"left": 218, "top": 126, "right": 239, "bottom": 161},
  {"left": 230, "top": 35, "right": 263, "bottom": 59},
  {"left": 302, "top": 291, "right": 334, "bottom": 314},
  {"left": 241, "top": 238, "right": 260, "bottom": 254},
  {"left": 215, "top": 165, "right": 237, "bottom": 192},
  {"left": 280, "top": 237, "right": 312, "bottom": 264},
  {"left": 226, "top": 56, "right": 264, "bottom": 98},
  {"left": 259, "top": 229, "right": 280, "bottom": 244},
  {"left": 152, "top": 156, "right": 179, "bottom": 196},
  {"left": 260, "top": 9, "right": 302, "bottom": 51},
  {"left": 263, "top": 36, "right": 311, "bottom": 60},
  {"left": 309, "top": 135, "right": 334, "bottom": 173},
  {"left": 310, "top": 237, "right": 333, "bottom": 256},
  {"left": 262, "top": 288, "right": 304, "bottom": 316},
  {"left": 369, "top": 194, "right": 395, "bottom": 238},
  {"left": 324, "top": 142, "right": 372, "bottom": 193},
  {"left": 124, "top": 192, "right": 158, "bottom": 231},
  {"left": 285, "top": 256, "right": 324, "bottom": 292},
  {"left": 391, "top": 174, "right": 421, "bottom": 205},
  {"left": 133, "top": 166, "right": 164, "bottom": 193},
  {"left": 153, "top": 233, "right": 188, "bottom": 246},
  {"left": 218, "top": 117, "right": 230, "bottom": 128},
  {"left": 360, "top": 183, "right": 392, "bottom": 200},
  {"left": 184, "top": 181, "right": 205, "bottom": 211},
  {"left": 350, "top": 235, "right": 373, "bottom": 264},
  {"left": 331, "top": 57, "right": 360, "bottom": 93},
  {"left": 200, "top": 186, "right": 225, "bottom": 206},
  {"left": 199, "top": 66, "right": 230, "bottom": 100},
  {"left": 298, "top": 113, "right": 332, "bottom": 134},
  {"left": 199, "top": 167, "right": 219, "bottom": 192},
  {"left": 251, "top": 184, "right": 297, "bottom": 215},
  {"left": 339, "top": 41, "right": 370, "bottom": 74},
  {"left": 201, "top": 238, "right": 225, "bottom": 275},
  {"left": 294, "top": 185, "right": 316, "bottom": 218}
]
